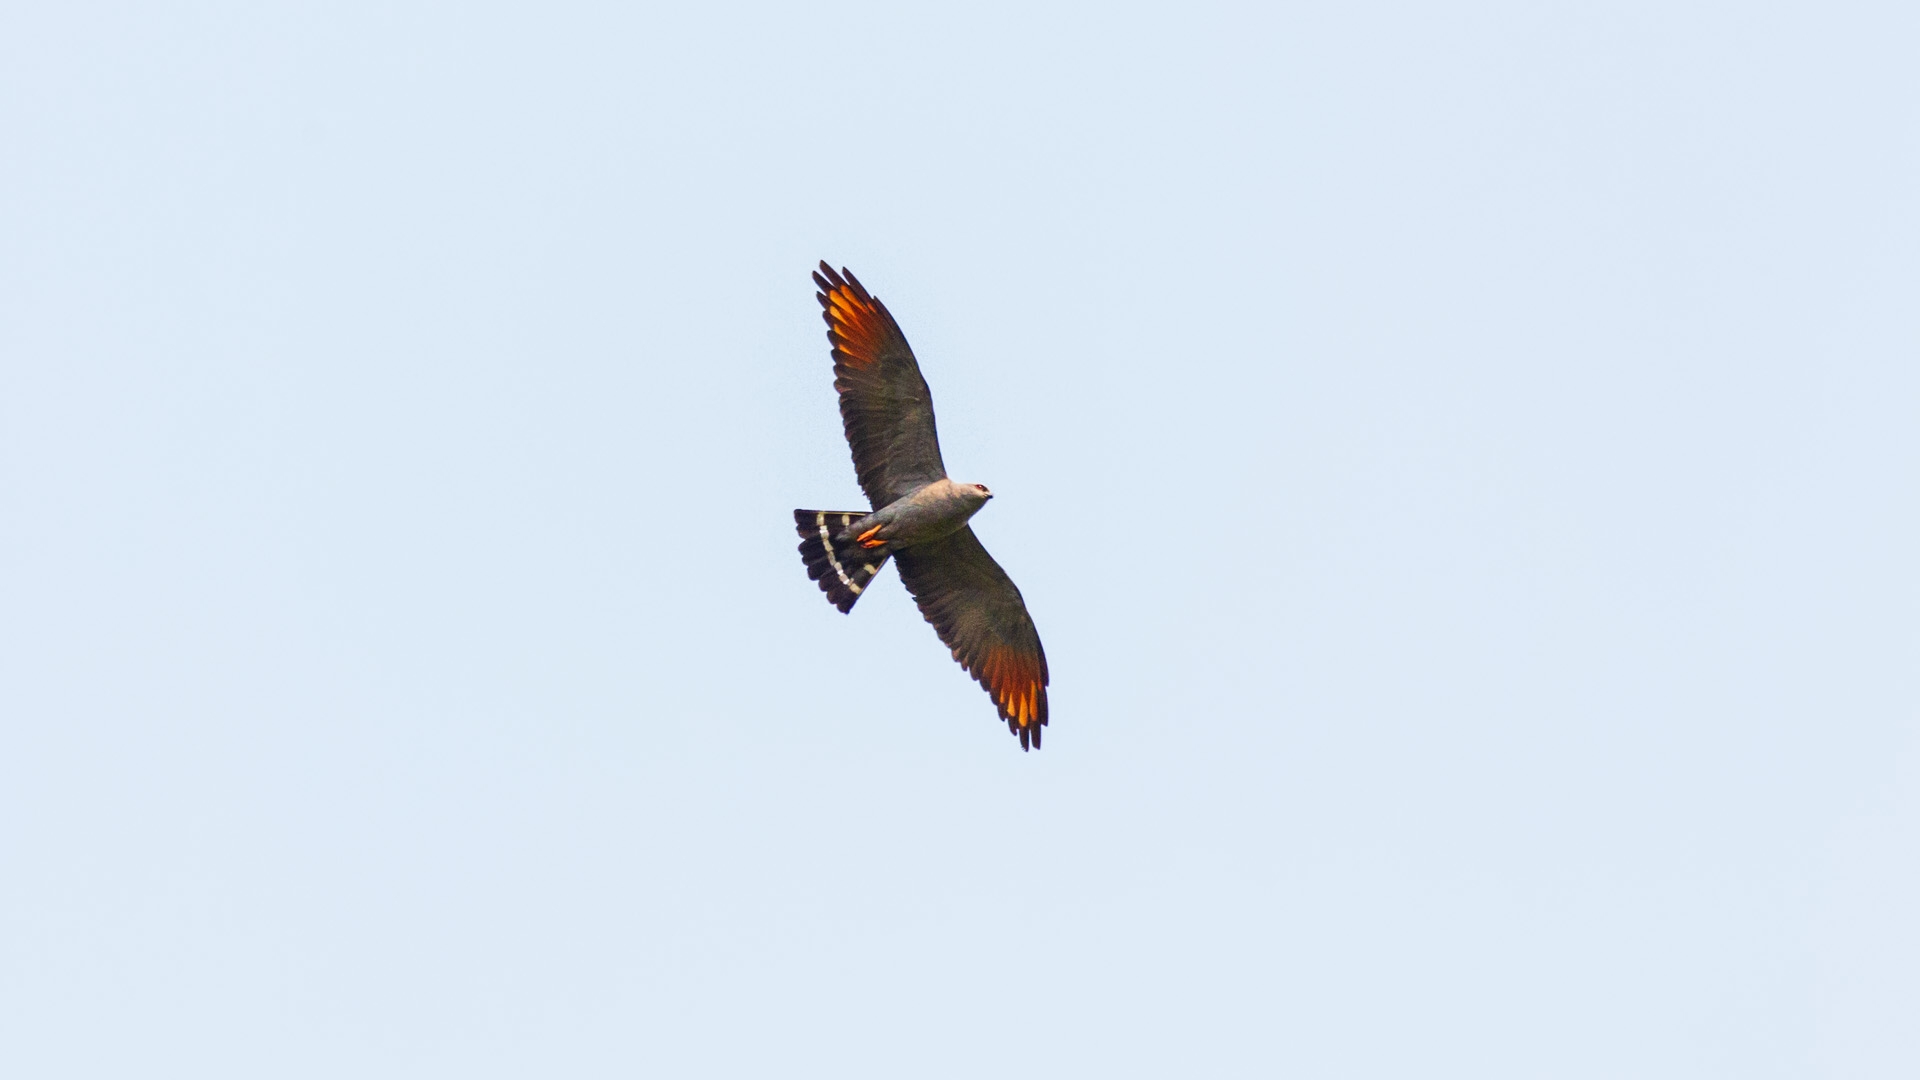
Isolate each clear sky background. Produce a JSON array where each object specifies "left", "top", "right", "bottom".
[{"left": 3, "top": 3, "right": 1915, "bottom": 1077}]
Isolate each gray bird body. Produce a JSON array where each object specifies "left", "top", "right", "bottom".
[{"left": 840, "top": 478, "right": 990, "bottom": 551}]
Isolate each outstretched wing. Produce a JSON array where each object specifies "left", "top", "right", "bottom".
[
  {"left": 814, "top": 262, "right": 947, "bottom": 509},
  {"left": 893, "top": 526, "right": 1049, "bottom": 750}
]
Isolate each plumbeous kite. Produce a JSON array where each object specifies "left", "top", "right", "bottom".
[{"left": 794, "top": 262, "right": 1050, "bottom": 750}]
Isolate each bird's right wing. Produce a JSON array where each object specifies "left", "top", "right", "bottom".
[
  {"left": 814, "top": 263, "right": 948, "bottom": 508},
  {"left": 893, "top": 526, "right": 1049, "bottom": 750}
]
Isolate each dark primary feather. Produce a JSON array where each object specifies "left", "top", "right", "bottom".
[
  {"left": 893, "top": 526, "right": 1050, "bottom": 750},
  {"left": 813, "top": 262, "right": 947, "bottom": 509}
]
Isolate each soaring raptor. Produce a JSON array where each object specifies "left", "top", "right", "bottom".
[{"left": 794, "top": 262, "right": 1050, "bottom": 750}]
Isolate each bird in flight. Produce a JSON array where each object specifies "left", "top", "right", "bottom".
[{"left": 794, "top": 262, "right": 1050, "bottom": 750}]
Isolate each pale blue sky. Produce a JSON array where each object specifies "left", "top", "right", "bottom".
[{"left": 3, "top": 3, "right": 1916, "bottom": 1076}]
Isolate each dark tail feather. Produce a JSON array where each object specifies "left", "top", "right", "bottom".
[{"left": 794, "top": 509, "right": 891, "bottom": 613}]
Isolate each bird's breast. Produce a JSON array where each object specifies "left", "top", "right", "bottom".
[{"left": 873, "top": 481, "right": 983, "bottom": 548}]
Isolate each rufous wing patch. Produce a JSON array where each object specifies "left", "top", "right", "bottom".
[
  {"left": 813, "top": 263, "right": 892, "bottom": 370},
  {"left": 976, "top": 642, "right": 1048, "bottom": 749}
]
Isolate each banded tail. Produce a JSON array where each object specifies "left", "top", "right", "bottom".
[{"left": 794, "top": 510, "right": 892, "bottom": 613}]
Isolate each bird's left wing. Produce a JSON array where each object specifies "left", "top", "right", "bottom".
[
  {"left": 893, "top": 526, "right": 1049, "bottom": 750},
  {"left": 814, "top": 263, "right": 948, "bottom": 509}
]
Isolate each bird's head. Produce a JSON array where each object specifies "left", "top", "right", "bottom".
[{"left": 969, "top": 482, "right": 993, "bottom": 502}]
